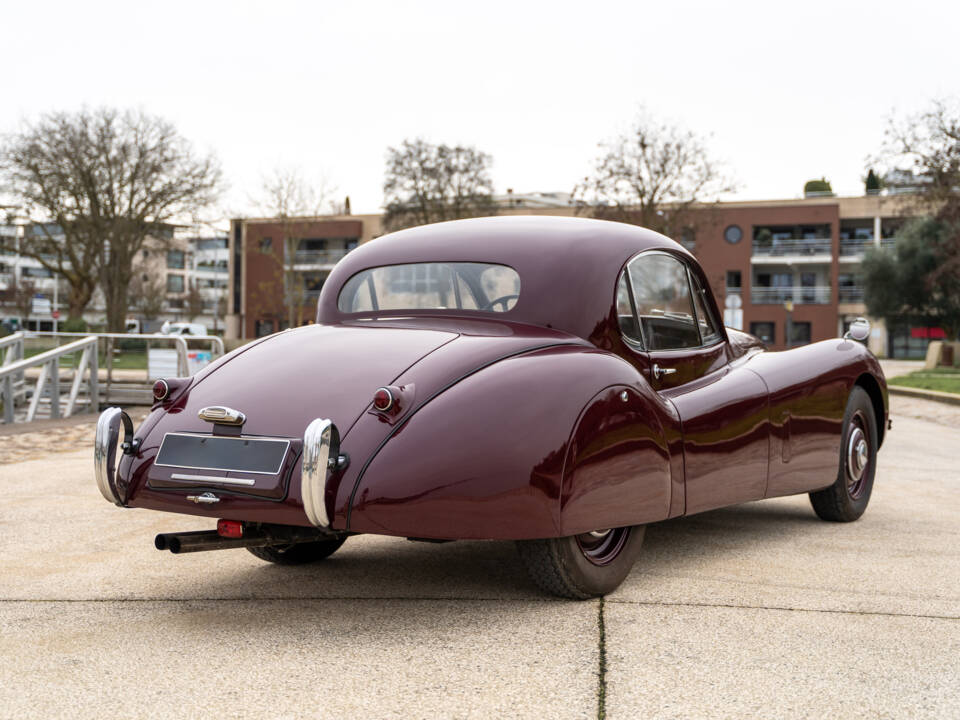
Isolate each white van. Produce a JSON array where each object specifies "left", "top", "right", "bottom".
[{"left": 160, "top": 321, "right": 208, "bottom": 337}]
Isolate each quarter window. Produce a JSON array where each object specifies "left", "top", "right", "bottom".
[
  {"left": 688, "top": 272, "right": 722, "bottom": 345},
  {"left": 626, "top": 253, "right": 699, "bottom": 350}
]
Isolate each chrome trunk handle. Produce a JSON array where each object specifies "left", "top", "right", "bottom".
[{"left": 652, "top": 364, "right": 677, "bottom": 381}]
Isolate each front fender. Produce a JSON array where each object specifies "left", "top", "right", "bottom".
[{"left": 346, "top": 346, "right": 676, "bottom": 540}]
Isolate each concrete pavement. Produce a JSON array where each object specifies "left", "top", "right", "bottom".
[{"left": 0, "top": 397, "right": 958, "bottom": 718}]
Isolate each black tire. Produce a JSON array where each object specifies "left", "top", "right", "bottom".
[
  {"left": 247, "top": 537, "right": 346, "bottom": 565},
  {"left": 515, "top": 526, "right": 645, "bottom": 599},
  {"left": 809, "top": 386, "right": 878, "bottom": 522}
]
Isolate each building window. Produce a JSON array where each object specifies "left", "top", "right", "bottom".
[
  {"left": 789, "top": 321, "right": 811, "bottom": 346},
  {"left": 22, "top": 266, "right": 54, "bottom": 278},
  {"left": 142, "top": 250, "right": 149, "bottom": 259},
  {"left": 724, "top": 225, "right": 742, "bottom": 244},
  {"left": 726, "top": 270, "right": 741, "bottom": 291},
  {"left": 259, "top": 237, "right": 272, "bottom": 253},
  {"left": 166, "top": 274, "right": 184, "bottom": 293},
  {"left": 255, "top": 319, "right": 275, "bottom": 337},
  {"left": 680, "top": 227, "right": 696, "bottom": 253},
  {"left": 167, "top": 250, "right": 185, "bottom": 269},
  {"left": 750, "top": 322, "right": 775, "bottom": 344}
]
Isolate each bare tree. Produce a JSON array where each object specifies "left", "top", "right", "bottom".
[
  {"left": 9, "top": 276, "right": 38, "bottom": 322},
  {"left": 880, "top": 98, "right": 960, "bottom": 217},
  {"left": 129, "top": 273, "right": 166, "bottom": 321},
  {"left": 184, "top": 279, "right": 205, "bottom": 322},
  {"left": 383, "top": 139, "right": 496, "bottom": 232},
  {"left": 573, "top": 110, "right": 735, "bottom": 236},
  {"left": 255, "top": 166, "right": 336, "bottom": 329},
  {"left": 0, "top": 107, "right": 222, "bottom": 330}
]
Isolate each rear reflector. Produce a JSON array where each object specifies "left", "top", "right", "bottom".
[{"left": 217, "top": 519, "right": 243, "bottom": 539}]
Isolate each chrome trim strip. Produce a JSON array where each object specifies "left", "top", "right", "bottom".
[
  {"left": 94, "top": 407, "right": 124, "bottom": 506},
  {"left": 170, "top": 473, "right": 256, "bottom": 486},
  {"left": 154, "top": 432, "right": 290, "bottom": 475},
  {"left": 302, "top": 418, "right": 337, "bottom": 528}
]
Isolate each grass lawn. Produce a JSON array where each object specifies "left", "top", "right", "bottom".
[
  {"left": 888, "top": 367, "right": 960, "bottom": 395},
  {"left": 24, "top": 348, "right": 148, "bottom": 371}
]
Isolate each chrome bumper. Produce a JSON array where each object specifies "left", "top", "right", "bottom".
[
  {"left": 94, "top": 407, "right": 134, "bottom": 506},
  {"left": 301, "top": 418, "right": 344, "bottom": 528}
]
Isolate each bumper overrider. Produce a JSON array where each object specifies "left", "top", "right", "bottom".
[{"left": 94, "top": 409, "right": 347, "bottom": 528}]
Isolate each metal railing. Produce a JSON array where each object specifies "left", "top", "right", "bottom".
[
  {"left": 838, "top": 287, "right": 865, "bottom": 303},
  {"left": 751, "top": 286, "right": 832, "bottom": 305},
  {"left": 839, "top": 238, "right": 872, "bottom": 256},
  {"left": 24, "top": 332, "right": 224, "bottom": 406},
  {"left": 291, "top": 248, "right": 350, "bottom": 265},
  {"left": 752, "top": 239, "right": 832, "bottom": 257},
  {"left": 0, "top": 336, "right": 98, "bottom": 423}
]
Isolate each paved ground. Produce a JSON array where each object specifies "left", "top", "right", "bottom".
[{"left": 0, "top": 395, "right": 958, "bottom": 718}]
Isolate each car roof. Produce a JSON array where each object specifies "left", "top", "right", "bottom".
[{"left": 318, "top": 215, "right": 690, "bottom": 341}]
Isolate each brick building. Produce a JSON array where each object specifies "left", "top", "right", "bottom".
[{"left": 227, "top": 194, "right": 934, "bottom": 358}]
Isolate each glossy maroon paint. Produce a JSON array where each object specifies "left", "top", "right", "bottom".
[{"left": 117, "top": 216, "right": 888, "bottom": 539}]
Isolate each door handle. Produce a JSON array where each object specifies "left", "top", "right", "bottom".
[{"left": 652, "top": 364, "right": 677, "bottom": 381}]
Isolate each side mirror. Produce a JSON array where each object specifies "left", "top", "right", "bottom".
[{"left": 844, "top": 317, "right": 871, "bottom": 342}]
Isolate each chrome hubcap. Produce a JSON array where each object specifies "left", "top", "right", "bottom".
[
  {"left": 576, "top": 527, "right": 630, "bottom": 566},
  {"left": 845, "top": 411, "right": 870, "bottom": 498}
]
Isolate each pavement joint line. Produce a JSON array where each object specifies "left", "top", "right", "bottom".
[
  {"left": 2, "top": 596, "right": 957, "bottom": 621},
  {"left": 596, "top": 597, "right": 607, "bottom": 720},
  {"left": 604, "top": 598, "right": 960, "bottom": 621}
]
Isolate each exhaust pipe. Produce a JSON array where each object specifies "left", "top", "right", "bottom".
[{"left": 155, "top": 526, "right": 336, "bottom": 554}]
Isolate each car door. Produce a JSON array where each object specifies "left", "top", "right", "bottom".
[{"left": 621, "top": 251, "right": 771, "bottom": 515}]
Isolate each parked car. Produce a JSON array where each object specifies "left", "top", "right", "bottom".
[
  {"left": 95, "top": 217, "right": 888, "bottom": 598},
  {"left": 161, "top": 321, "right": 208, "bottom": 336}
]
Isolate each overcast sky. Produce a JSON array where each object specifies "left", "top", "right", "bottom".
[{"left": 3, "top": 0, "right": 958, "bottom": 222}]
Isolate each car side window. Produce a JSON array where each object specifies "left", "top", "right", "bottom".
[
  {"left": 688, "top": 271, "right": 722, "bottom": 345},
  {"left": 626, "top": 253, "right": 700, "bottom": 351}
]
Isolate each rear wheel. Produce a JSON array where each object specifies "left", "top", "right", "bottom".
[
  {"left": 247, "top": 537, "right": 346, "bottom": 565},
  {"left": 809, "top": 386, "right": 878, "bottom": 522},
  {"left": 515, "top": 526, "right": 645, "bottom": 599}
]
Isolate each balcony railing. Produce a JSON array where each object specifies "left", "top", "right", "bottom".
[
  {"left": 751, "top": 286, "right": 832, "bottom": 305},
  {"left": 291, "top": 248, "right": 350, "bottom": 265},
  {"left": 752, "top": 239, "right": 832, "bottom": 257},
  {"left": 839, "top": 238, "right": 872, "bottom": 256},
  {"left": 838, "top": 286, "right": 865, "bottom": 303}
]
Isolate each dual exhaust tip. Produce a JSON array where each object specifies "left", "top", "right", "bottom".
[{"left": 155, "top": 526, "right": 336, "bottom": 554}]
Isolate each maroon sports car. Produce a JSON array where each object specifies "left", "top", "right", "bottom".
[{"left": 95, "top": 216, "right": 887, "bottom": 598}]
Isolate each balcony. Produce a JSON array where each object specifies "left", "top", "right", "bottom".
[
  {"left": 838, "top": 286, "right": 865, "bottom": 303},
  {"left": 751, "top": 285, "right": 832, "bottom": 305},
  {"left": 290, "top": 248, "right": 350, "bottom": 267},
  {"left": 752, "top": 239, "right": 832, "bottom": 262}
]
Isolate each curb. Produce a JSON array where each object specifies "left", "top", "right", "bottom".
[{"left": 887, "top": 384, "right": 960, "bottom": 407}]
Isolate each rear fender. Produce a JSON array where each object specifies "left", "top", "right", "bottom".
[{"left": 346, "top": 346, "right": 673, "bottom": 540}]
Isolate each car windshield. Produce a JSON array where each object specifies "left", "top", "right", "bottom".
[{"left": 338, "top": 262, "right": 521, "bottom": 314}]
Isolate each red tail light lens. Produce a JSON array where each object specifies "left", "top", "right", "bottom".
[
  {"left": 217, "top": 519, "right": 243, "bottom": 539},
  {"left": 373, "top": 387, "right": 394, "bottom": 411},
  {"left": 152, "top": 380, "right": 170, "bottom": 402}
]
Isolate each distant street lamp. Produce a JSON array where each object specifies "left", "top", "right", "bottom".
[{"left": 784, "top": 299, "right": 794, "bottom": 349}]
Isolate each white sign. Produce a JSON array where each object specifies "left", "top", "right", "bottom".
[
  {"left": 30, "top": 295, "right": 51, "bottom": 316},
  {"left": 148, "top": 349, "right": 181, "bottom": 379}
]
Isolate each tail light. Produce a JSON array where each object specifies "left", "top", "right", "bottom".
[
  {"left": 217, "top": 520, "right": 243, "bottom": 538},
  {"left": 152, "top": 380, "right": 170, "bottom": 402},
  {"left": 373, "top": 387, "right": 394, "bottom": 411},
  {"left": 152, "top": 377, "right": 190, "bottom": 406}
]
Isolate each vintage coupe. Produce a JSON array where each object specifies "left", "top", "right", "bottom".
[{"left": 95, "top": 216, "right": 887, "bottom": 598}]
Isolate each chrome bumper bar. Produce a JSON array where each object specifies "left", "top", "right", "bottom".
[
  {"left": 301, "top": 418, "right": 347, "bottom": 528},
  {"left": 94, "top": 407, "right": 134, "bottom": 506}
]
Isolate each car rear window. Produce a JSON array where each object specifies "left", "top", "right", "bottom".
[{"left": 338, "top": 262, "right": 520, "bottom": 314}]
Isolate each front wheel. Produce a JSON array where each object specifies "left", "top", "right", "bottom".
[
  {"left": 247, "top": 537, "right": 346, "bottom": 565},
  {"left": 516, "top": 526, "right": 645, "bottom": 599},
  {"left": 809, "top": 386, "right": 878, "bottom": 522}
]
